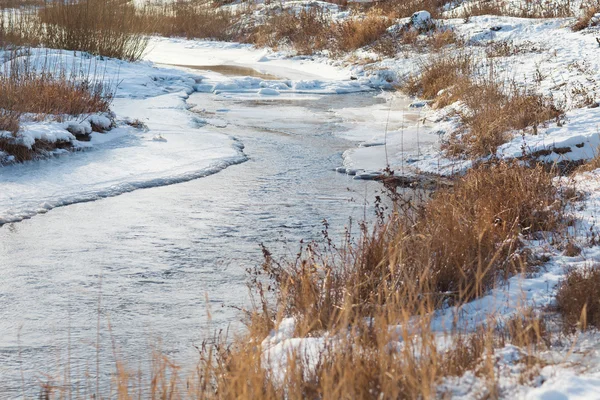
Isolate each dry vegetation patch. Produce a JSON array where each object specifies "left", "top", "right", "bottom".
[
  {"left": 101, "top": 161, "right": 563, "bottom": 399},
  {"left": 138, "top": 0, "right": 237, "bottom": 40},
  {"left": 249, "top": 162, "right": 562, "bottom": 337},
  {"left": 405, "top": 54, "right": 562, "bottom": 157},
  {"left": 251, "top": 8, "right": 330, "bottom": 55},
  {"left": 38, "top": 0, "right": 149, "bottom": 61},
  {"left": 460, "top": 0, "right": 573, "bottom": 19},
  {"left": 0, "top": 54, "right": 112, "bottom": 162},
  {"left": 556, "top": 266, "right": 600, "bottom": 332},
  {"left": 573, "top": 3, "right": 600, "bottom": 31}
]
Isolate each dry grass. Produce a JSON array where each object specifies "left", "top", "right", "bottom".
[
  {"left": 0, "top": 0, "right": 43, "bottom": 9},
  {"left": 0, "top": 72, "right": 109, "bottom": 120},
  {"left": 0, "top": 7, "right": 42, "bottom": 48},
  {"left": 331, "top": 12, "right": 393, "bottom": 54},
  {"left": 34, "top": 159, "right": 569, "bottom": 398},
  {"left": 1, "top": 0, "right": 149, "bottom": 60},
  {"left": 0, "top": 53, "right": 111, "bottom": 162},
  {"left": 460, "top": 0, "right": 573, "bottom": 19},
  {"left": 405, "top": 54, "right": 562, "bottom": 157},
  {"left": 378, "top": 0, "right": 453, "bottom": 19},
  {"left": 555, "top": 266, "right": 600, "bottom": 332},
  {"left": 404, "top": 52, "right": 473, "bottom": 101},
  {"left": 38, "top": 0, "right": 149, "bottom": 61},
  {"left": 102, "top": 161, "right": 559, "bottom": 397},
  {"left": 576, "top": 148, "right": 600, "bottom": 173},
  {"left": 137, "top": 0, "right": 237, "bottom": 40},
  {"left": 454, "top": 80, "right": 562, "bottom": 157},
  {"left": 250, "top": 7, "right": 395, "bottom": 56},
  {"left": 573, "top": 3, "right": 600, "bottom": 31},
  {"left": 248, "top": 162, "right": 561, "bottom": 336},
  {"left": 251, "top": 8, "right": 330, "bottom": 55}
]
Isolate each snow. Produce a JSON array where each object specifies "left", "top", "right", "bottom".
[
  {"left": 526, "top": 369, "right": 600, "bottom": 400},
  {"left": 0, "top": 49, "right": 247, "bottom": 224},
  {"left": 4, "top": 1, "right": 600, "bottom": 395}
]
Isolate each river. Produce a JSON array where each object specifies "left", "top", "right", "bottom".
[{"left": 0, "top": 75, "right": 410, "bottom": 396}]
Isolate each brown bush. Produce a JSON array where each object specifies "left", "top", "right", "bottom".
[{"left": 556, "top": 266, "right": 600, "bottom": 332}]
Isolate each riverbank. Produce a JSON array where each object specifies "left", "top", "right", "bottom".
[{"left": 3, "top": 0, "right": 600, "bottom": 398}]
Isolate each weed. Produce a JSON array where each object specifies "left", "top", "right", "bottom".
[{"left": 556, "top": 265, "right": 600, "bottom": 332}]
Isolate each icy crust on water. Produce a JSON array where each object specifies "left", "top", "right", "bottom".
[{"left": 0, "top": 44, "right": 383, "bottom": 225}]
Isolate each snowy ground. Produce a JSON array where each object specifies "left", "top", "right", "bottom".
[
  {"left": 0, "top": 39, "right": 440, "bottom": 224},
  {"left": 141, "top": 3, "right": 600, "bottom": 398},
  {"left": 3, "top": 0, "right": 600, "bottom": 396}
]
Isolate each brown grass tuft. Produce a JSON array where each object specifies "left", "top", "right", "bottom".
[
  {"left": 250, "top": 162, "right": 561, "bottom": 336},
  {"left": 404, "top": 52, "right": 472, "bottom": 101},
  {"left": 251, "top": 8, "right": 330, "bottom": 55},
  {"left": 573, "top": 3, "right": 600, "bottom": 31},
  {"left": 556, "top": 266, "right": 600, "bottom": 332},
  {"left": 405, "top": 53, "right": 562, "bottom": 157},
  {"left": 38, "top": 0, "right": 149, "bottom": 61},
  {"left": 138, "top": 0, "right": 237, "bottom": 40},
  {"left": 331, "top": 13, "right": 393, "bottom": 54},
  {"left": 0, "top": 53, "right": 111, "bottom": 162}
]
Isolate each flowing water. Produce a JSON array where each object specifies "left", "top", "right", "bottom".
[{"left": 0, "top": 82, "right": 406, "bottom": 396}]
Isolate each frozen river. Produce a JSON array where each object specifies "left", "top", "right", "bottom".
[{"left": 0, "top": 78, "right": 417, "bottom": 396}]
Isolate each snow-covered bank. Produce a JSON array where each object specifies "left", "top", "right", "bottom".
[{"left": 0, "top": 50, "right": 249, "bottom": 224}]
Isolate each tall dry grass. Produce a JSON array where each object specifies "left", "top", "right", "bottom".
[
  {"left": 137, "top": 0, "right": 237, "bottom": 40},
  {"left": 33, "top": 158, "right": 570, "bottom": 398},
  {"left": 460, "top": 0, "right": 574, "bottom": 19},
  {"left": 250, "top": 7, "right": 394, "bottom": 56},
  {"left": 38, "top": 0, "right": 149, "bottom": 61},
  {"left": 0, "top": 51, "right": 112, "bottom": 161},
  {"left": 555, "top": 265, "right": 600, "bottom": 332},
  {"left": 0, "top": 0, "right": 149, "bottom": 60},
  {"left": 405, "top": 53, "right": 562, "bottom": 157},
  {"left": 83, "top": 162, "right": 558, "bottom": 399},
  {"left": 251, "top": 7, "right": 331, "bottom": 55}
]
